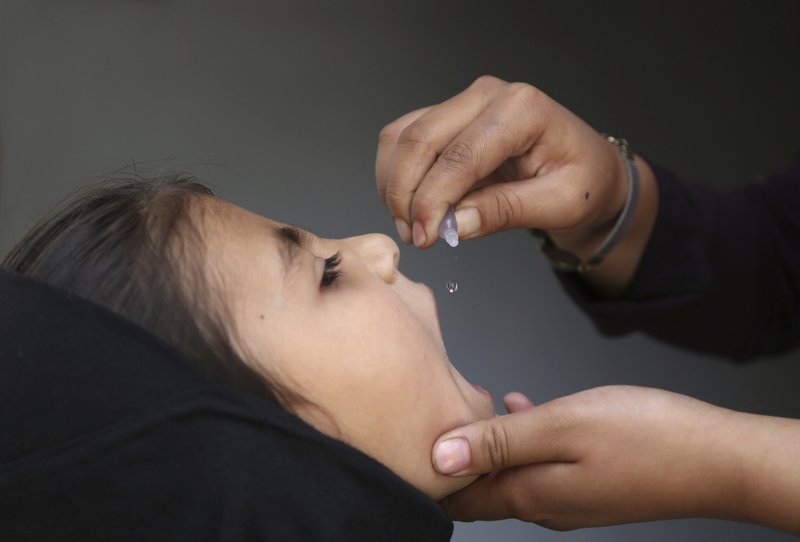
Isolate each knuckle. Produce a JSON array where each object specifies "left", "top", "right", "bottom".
[
  {"left": 438, "top": 139, "right": 479, "bottom": 173},
  {"left": 491, "top": 188, "right": 524, "bottom": 230},
  {"left": 471, "top": 74, "right": 503, "bottom": 90},
  {"left": 384, "top": 184, "right": 408, "bottom": 213},
  {"left": 481, "top": 422, "right": 512, "bottom": 470},
  {"left": 378, "top": 122, "right": 401, "bottom": 146},
  {"left": 397, "top": 121, "right": 433, "bottom": 152},
  {"left": 505, "top": 81, "right": 541, "bottom": 105},
  {"left": 411, "top": 190, "right": 443, "bottom": 222},
  {"left": 504, "top": 83, "right": 546, "bottom": 125},
  {"left": 470, "top": 75, "right": 509, "bottom": 102}
]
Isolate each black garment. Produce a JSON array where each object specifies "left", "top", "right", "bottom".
[
  {"left": 560, "top": 155, "right": 800, "bottom": 360},
  {"left": 0, "top": 270, "right": 452, "bottom": 541}
]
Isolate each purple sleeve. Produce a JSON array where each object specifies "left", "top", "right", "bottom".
[{"left": 557, "top": 156, "right": 800, "bottom": 361}]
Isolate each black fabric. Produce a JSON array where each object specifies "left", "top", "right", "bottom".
[
  {"left": 0, "top": 269, "right": 452, "bottom": 541},
  {"left": 558, "top": 155, "right": 800, "bottom": 361}
]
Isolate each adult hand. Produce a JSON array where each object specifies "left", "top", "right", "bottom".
[
  {"left": 432, "top": 386, "right": 800, "bottom": 534},
  {"left": 376, "top": 75, "right": 629, "bottom": 250}
]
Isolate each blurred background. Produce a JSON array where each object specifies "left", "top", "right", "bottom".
[{"left": 1, "top": 1, "right": 799, "bottom": 540}]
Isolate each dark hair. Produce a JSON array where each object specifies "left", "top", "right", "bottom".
[{"left": 2, "top": 175, "right": 279, "bottom": 400}]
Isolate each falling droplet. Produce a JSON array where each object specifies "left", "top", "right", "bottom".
[{"left": 445, "top": 280, "right": 458, "bottom": 293}]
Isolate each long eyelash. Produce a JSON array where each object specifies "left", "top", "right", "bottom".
[{"left": 321, "top": 251, "right": 342, "bottom": 287}]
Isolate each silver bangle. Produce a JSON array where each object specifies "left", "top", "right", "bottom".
[{"left": 532, "top": 135, "right": 641, "bottom": 273}]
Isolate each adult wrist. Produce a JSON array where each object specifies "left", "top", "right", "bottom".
[{"left": 533, "top": 135, "right": 640, "bottom": 273}]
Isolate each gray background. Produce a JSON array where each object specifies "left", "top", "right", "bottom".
[{"left": 1, "top": 1, "right": 799, "bottom": 540}]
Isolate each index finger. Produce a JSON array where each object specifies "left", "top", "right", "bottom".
[
  {"left": 410, "top": 83, "right": 548, "bottom": 247},
  {"left": 376, "top": 106, "right": 432, "bottom": 204},
  {"left": 376, "top": 76, "right": 502, "bottom": 233}
]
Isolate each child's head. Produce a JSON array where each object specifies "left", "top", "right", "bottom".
[{"left": 3, "top": 176, "right": 494, "bottom": 499}]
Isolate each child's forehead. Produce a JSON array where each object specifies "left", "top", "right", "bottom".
[{"left": 194, "top": 196, "right": 277, "bottom": 232}]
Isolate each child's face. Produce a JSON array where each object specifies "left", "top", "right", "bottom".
[{"left": 199, "top": 197, "right": 494, "bottom": 499}]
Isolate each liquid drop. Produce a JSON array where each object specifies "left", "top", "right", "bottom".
[{"left": 445, "top": 281, "right": 458, "bottom": 293}]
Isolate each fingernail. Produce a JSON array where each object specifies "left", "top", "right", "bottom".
[
  {"left": 455, "top": 207, "right": 480, "bottom": 238},
  {"left": 394, "top": 218, "right": 411, "bottom": 244},
  {"left": 412, "top": 221, "right": 427, "bottom": 247},
  {"left": 434, "top": 438, "right": 471, "bottom": 474}
]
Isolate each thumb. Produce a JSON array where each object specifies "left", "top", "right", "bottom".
[
  {"left": 432, "top": 393, "right": 567, "bottom": 476},
  {"left": 454, "top": 173, "right": 569, "bottom": 239}
]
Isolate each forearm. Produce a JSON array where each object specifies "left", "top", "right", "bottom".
[
  {"left": 668, "top": 403, "right": 800, "bottom": 533},
  {"left": 641, "top": 402, "right": 800, "bottom": 533},
  {"left": 730, "top": 412, "right": 800, "bottom": 534},
  {"left": 575, "top": 391, "right": 800, "bottom": 533}
]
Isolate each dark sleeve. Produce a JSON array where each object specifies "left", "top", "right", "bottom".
[
  {"left": 557, "top": 155, "right": 800, "bottom": 361},
  {"left": 0, "top": 270, "right": 452, "bottom": 542},
  {"left": 0, "top": 391, "right": 452, "bottom": 542}
]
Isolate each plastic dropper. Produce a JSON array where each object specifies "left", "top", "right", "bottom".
[{"left": 438, "top": 205, "right": 459, "bottom": 247}]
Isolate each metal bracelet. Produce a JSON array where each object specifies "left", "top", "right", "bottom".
[{"left": 532, "top": 135, "right": 641, "bottom": 273}]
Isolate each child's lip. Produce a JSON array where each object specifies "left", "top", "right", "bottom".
[{"left": 472, "top": 383, "right": 492, "bottom": 401}]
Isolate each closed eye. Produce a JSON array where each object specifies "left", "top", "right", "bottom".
[{"left": 321, "top": 251, "right": 342, "bottom": 287}]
